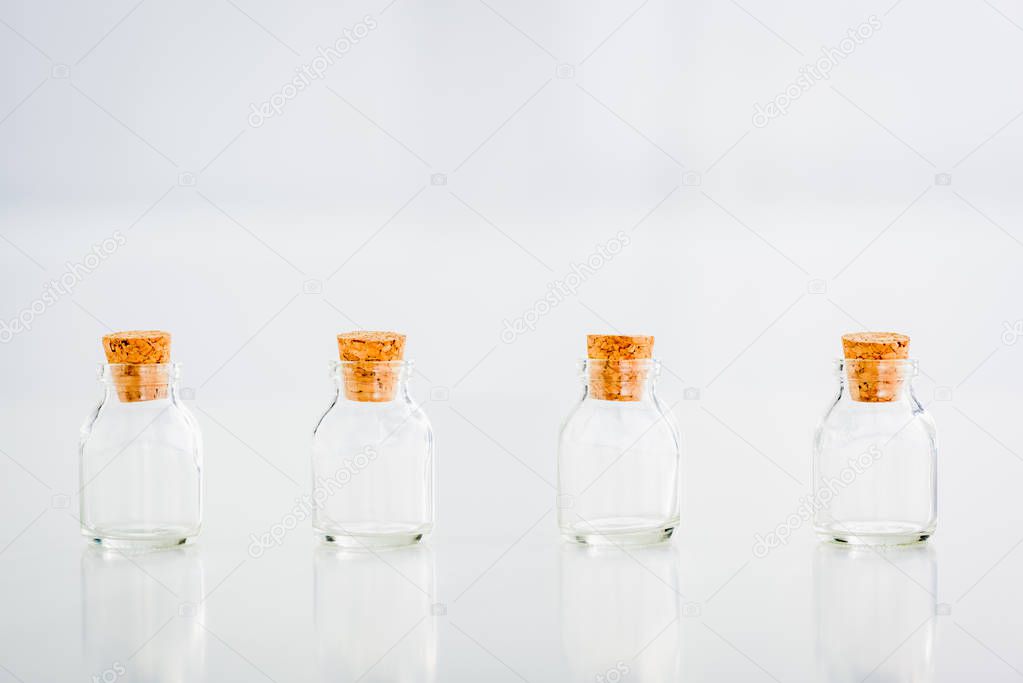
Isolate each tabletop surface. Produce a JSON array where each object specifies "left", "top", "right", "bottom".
[{"left": 1, "top": 393, "right": 1021, "bottom": 683}]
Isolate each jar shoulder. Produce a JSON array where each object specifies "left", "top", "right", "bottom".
[
  {"left": 81, "top": 398, "right": 202, "bottom": 449},
  {"left": 815, "top": 395, "right": 937, "bottom": 446},
  {"left": 313, "top": 398, "right": 433, "bottom": 440},
  {"left": 817, "top": 395, "right": 934, "bottom": 425},
  {"left": 559, "top": 397, "right": 680, "bottom": 448}
]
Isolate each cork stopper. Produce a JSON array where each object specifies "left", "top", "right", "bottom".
[
  {"left": 586, "top": 334, "right": 654, "bottom": 401},
  {"left": 336, "top": 331, "right": 406, "bottom": 402},
  {"left": 841, "top": 332, "right": 910, "bottom": 402},
  {"left": 102, "top": 330, "right": 172, "bottom": 402}
]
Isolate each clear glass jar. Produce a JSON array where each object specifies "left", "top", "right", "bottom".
[
  {"left": 557, "top": 358, "right": 681, "bottom": 545},
  {"left": 812, "top": 359, "right": 937, "bottom": 545},
  {"left": 79, "top": 363, "right": 203, "bottom": 548},
  {"left": 312, "top": 360, "right": 435, "bottom": 547}
]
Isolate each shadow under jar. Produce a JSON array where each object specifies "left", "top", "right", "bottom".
[
  {"left": 312, "top": 360, "right": 434, "bottom": 548},
  {"left": 558, "top": 358, "right": 681, "bottom": 546},
  {"left": 813, "top": 359, "right": 937, "bottom": 545},
  {"left": 79, "top": 363, "right": 203, "bottom": 548}
]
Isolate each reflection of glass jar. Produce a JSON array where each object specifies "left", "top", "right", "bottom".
[
  {"left": 81, "top": 544, "right": 205, "bottom": 681},
  {"left": 558, "top": 351, "right": 681, "bottom": 545},
  {"left": 812, "top": 358, "right": 937, "bottom": 545},
  {"left": 814, "top": 544, "right": 936, "bottom": 682},
  {"left": 312, "top": 360, "right": 434, "bottom": 547},
  {"left": 315, "top": 545, "right": 436, "bottom": 682},
  {"left": 560, "top": 543, "right": 681, "bottom": 682},
  {"left": 79, "top": 362, "right": 203, "bottom": 548}
]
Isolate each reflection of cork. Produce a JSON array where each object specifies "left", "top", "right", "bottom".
[
  {"left": 337, "top": 331, "right": 406, "bottom": 402},
  {"left": 841, "top": 332, "right": 910, "bottom": 403},
  {"left": 102, "top": 331, "right": 171, "bottom": 402},
  {"left": 586, "top": 334, "right": 654, "bottom": 401}
]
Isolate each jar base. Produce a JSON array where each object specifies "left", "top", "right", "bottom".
[
  {"left": 316, "top": 522, "right": 431, "bottom": 549},
  {"left": 88, "top": 535, "right": 190, "bottom": 550},
  {"left": 319, "top": 532, "right": 425, "bottom": 548},
  {"left": 561, "top": 518, "right": 677, "bottom": 547},
  {"left": 83, "top": 523, "right": 197, "bottom": 550},
  {"left": 92, "top": 535, "right": 190, "bottom": 552},
  {"left": 817, "top": 521, "right": 932, "bottom": 547}
]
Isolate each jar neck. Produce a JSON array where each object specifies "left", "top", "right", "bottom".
[
  {"left": 837, "top": 359, "right": 917, "bottom": 403},
  {"left": 580, "top": 359, "right": 659, "bottom": 402},
  {"left": 99, "top": 363, "right": 180, "bottom": 404},
  {"left": 330, "top": 360, "right": 413, "bottom": 403}
]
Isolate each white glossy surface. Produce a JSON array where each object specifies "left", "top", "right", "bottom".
[{"left": 0, "top": 393, "right": 1021, "bottom": 681}]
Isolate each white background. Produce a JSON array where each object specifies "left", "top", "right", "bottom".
[{"left": 2, "top": 0, "right": 1023, "bottom": 680}]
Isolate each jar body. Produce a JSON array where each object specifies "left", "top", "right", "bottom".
[
  {"left": 557, "top": 360, "right": 681, "bottom": 545},
  {"left": 312, "top": 362, "right": 434, "bottom": 547},
  {"left": 812, "top": 360, "right": 937, "bottom": 545},
  {"left": 79, "top": 364, "right": 203, "bottom": 548}
]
